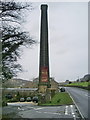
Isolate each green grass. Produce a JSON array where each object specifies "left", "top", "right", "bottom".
[
  {"left": 39, "top": 92, "right": 73, "bottom": 106},
  {"left": 66, "top": 82, "right": 90, "bottom": 87}
]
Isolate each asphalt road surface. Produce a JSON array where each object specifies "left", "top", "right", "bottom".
[
  {"left": 2, "top": 102, "right": 81, "bottom": 119},
  {"left": 66, "top": 87, "right": 89, "bottom": 119},
  {"left": 18, "top": 104, "right": 79, "bottom": 119}
]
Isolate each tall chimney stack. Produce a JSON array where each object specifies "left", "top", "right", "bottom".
[{"left": 38, "top": 4, "right": 51, "bottom": 93}]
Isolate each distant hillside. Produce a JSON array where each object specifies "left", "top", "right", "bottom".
[
  {"left": 2, "top": 77, "right": 59, "bottom": 89},
  {"left": 2, "top": 78, "right": 32, "bottom": 88}
]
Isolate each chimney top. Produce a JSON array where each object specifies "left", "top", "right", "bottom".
[{"left": 41, "top": 4, "right": 48, "bottom": 10}]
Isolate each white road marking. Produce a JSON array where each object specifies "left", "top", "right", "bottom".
[
  {"left": 34, "top": 108, "right": 44, "bottom": 110},
  {"left": 18, "top": 107, "right": 24, "bottom": 111},
  {"left": 70, "top": 105, "right": 74, "bottom": 114},
  {"left": 73, "top": 114, "right": 76, "bottom": 120},
  {"left": 85, "top": 94, "right": 90, "bottom": 97},
  {"left": 42, "top": 111, "right": 61, "bottom": 115},
  {"left": 70, "top": 105, "right": 74, "bottom": 115},
  {"left": 28, "top": 107, "right": 34, "bottom": 109},
  {"left": 67, "top": 90, "right": 85, "bottom": 120},
  {"left": 70, "top": 105, "right": 76, "bottom": 120},
  {"left": 35, "top": 108, "right": 61, "bottom": 115},
  {"left": 70, "top": 105, "right": 73, "bottom": 107},
  {"left": 65, "top": 106, "right": 68, "bottom": 115},
  {"left": 18, "top": 107, "right": 20, "bottom": 110},
  {"left": 36, "top": 111, "right": 42, "bottom": 113},
  {"left": 36, "top": 110, "right": 61, "bottom": 115}
]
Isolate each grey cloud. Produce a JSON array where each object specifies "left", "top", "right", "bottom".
[{"left": 17, "top": 2, "right": 88, "bottom": 82}]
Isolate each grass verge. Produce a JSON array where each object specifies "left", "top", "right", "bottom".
[{"left": 39, "top": 92, "right": 73, "bottom": 106}]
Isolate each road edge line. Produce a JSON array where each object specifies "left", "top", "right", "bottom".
[{"left": 66, "top": 90, "right": 85, "bottom": 120}]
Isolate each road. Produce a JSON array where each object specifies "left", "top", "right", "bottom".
[
  {"left": 66, "top": 87, "right": 89, "bottom": 119},
  {"left": 2, "top": 102, "right": 81, "bottom": 119}
]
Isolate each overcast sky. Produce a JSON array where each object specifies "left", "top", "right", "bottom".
[{"left": 17, "top": 2, "right": 88, "bottom": 82}]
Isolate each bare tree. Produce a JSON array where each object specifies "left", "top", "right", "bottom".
[{"left": 0, "top": 0, "right": 36, "bottom": 81}]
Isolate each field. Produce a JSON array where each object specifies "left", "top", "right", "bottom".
[
  {"left": 66, "top": 82, "right": 90, "bottom": 87},
  {"left": 64, "top": 82, "right": 90, "bottom": 90}
]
